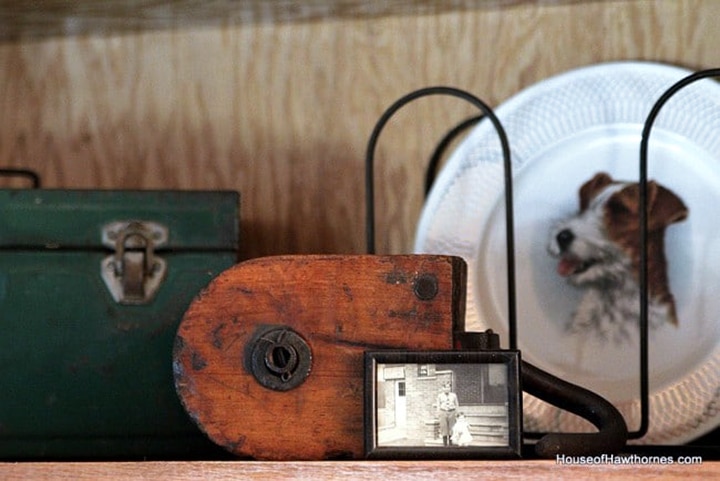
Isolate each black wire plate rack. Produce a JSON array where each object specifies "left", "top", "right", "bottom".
[{"left": 365, "top": 67, "right": 720, "bottom": 459}]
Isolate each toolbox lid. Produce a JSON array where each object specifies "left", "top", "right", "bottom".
[{"left": 0, "top": 189, "right": 239, "bottom": 251}]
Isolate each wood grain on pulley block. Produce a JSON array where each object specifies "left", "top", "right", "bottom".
[{"left": 173, "top": 254, "right": 466, "bottom": 460}]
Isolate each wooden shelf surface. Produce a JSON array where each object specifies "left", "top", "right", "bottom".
[
  {"left": 1, "top": 0, "right": 583, "bottom": 41},
  {"left": 2, "top": 460, "right": 719, "bottom": 480}
]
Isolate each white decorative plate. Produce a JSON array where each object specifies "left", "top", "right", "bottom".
[{"left": 414, "top": 62, "right": 720, "bottom": 444}]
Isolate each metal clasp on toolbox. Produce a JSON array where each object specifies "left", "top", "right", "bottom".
[{"left": 101, "top": 220, "right": 168, "bottom": 304}]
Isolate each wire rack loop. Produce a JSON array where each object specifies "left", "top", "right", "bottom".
[{"left": 364, "top": 86, "right": 518, "bottom": 348}]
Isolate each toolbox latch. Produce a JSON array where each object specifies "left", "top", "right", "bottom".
[{"left": 101, "top": 221, "right": 169, "bottom": 305}]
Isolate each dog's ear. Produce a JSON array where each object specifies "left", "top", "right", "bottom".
[
  {"left": 579, "top": 172, "right": 614, "bottom": 211},
  {"left": 608, "top": 183, "right": 641, "bottom": 216},
  {"left": 648, "top": 183, "right": 688, "bottom": 229},
  {"left": 608, "top": 181, "right": 688, "bottom": 230}
]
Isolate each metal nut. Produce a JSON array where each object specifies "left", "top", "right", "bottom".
[
  {"left": 413, "top": 273, "right": 439, "bottom": 301},
  {"left": 247, "top": 327, "right": 312, "bottom": 392}
]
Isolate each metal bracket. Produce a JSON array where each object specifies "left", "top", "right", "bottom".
[{"left": 101, "top": 221, "right": 168, "bottom": 305}]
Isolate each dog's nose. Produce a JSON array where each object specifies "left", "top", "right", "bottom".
[{"left": 556, "top": 229, "right": 574, "bottom": 251}]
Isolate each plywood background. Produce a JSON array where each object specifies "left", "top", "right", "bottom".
[{"left": 1, "top": 0, "right": 719, "bottom": 260}]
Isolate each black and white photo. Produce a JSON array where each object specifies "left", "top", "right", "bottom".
[{"left": 364, "top": 350, "right": 522, "bottom": 459}]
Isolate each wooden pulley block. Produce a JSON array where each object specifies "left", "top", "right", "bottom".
[{"left": 173, "top": 254, "right": 466, "bottom": 460}]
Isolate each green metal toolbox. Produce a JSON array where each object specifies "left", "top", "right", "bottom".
[{"left": 0, "top": 188, "right": 239, "bottom": 459}]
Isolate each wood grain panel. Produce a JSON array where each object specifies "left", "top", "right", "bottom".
[{"left": 1, "top": 0, "right": 719, "bottom": 260}]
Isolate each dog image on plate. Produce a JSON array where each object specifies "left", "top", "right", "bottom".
[{"left": 547, "top": 172, "right": 688, "bottom": 342}]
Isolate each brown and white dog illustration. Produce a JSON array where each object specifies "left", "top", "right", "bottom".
[{"left": 548, "top": 172, "right": 688, "bottom": 341}]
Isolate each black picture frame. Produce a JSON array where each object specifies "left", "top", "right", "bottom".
[{"left": 364, "top": 350, "right": 522, "bottom": 459}]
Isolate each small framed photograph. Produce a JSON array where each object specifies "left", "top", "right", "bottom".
[{"left": 364, "top": 350, "right": 522, "bottom": 459}]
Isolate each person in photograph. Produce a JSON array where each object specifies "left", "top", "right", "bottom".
[
  {"left": 436, "top": 382, "right": 459, "bottom": 446},
  {"left": 451, "top": 412, "right": 473, "bottom": 447}
]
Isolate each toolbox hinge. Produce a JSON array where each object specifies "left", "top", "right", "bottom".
[{"left": 101, "top": 221, "right": 168, "bottom": 305}]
